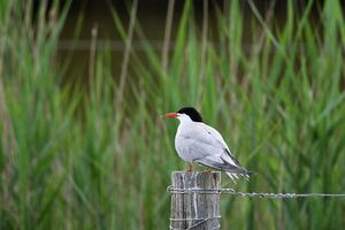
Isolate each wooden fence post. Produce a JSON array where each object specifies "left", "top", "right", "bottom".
[{"left": 170, "top": 171, "right": 221, "bottom": 230}]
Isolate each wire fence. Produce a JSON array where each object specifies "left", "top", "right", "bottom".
[
  {"left": 167, "top": 186, "right": 345, "bottom": 199},
  {"left": 168, "top": 173, "right": 345, "bottom": 230}
]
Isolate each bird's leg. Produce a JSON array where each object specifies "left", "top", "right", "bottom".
[
  {"left": 187, "top": 163, "right": 193, "bottom": 172},
  {"left": 203, "top": 168, "right": 212, "bottom": 174}
]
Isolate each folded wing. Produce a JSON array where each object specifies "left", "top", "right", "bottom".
[{"left": 183, "top": 122, "right": 249, "bottom": 179}]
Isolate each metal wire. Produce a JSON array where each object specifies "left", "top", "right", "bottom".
[
  {"left": 170, "top": 216, "right": 221, "bottom": 222},
  {"left": 167, "top": 185, "right": 345, "bottom": 229},
  {"left": 170, "top": 216, "right": 221, "bottom": 230},
  {"left": 167, "top": 186, "right": 345, "bottom": 199}
]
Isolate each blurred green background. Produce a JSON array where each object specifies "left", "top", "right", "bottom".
[{"left": 1, "top": 0, "right": 345, "bottom": 229}]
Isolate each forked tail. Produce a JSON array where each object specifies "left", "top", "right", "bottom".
[{"left": 225, "top": 168, "right": 252, "bottom": 182}]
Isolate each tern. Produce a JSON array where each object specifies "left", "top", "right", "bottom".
[{"left": 165, "top": 107, "right": 250, "bottom": 180}]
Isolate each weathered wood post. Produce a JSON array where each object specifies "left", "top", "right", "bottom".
[{"left": 169, "top": 171, "right": 221, "bottom": 229}]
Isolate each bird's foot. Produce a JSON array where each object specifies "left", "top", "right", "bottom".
[
  {"left": 202, "top": 168, "right": 212, "bottom": 174},
  {"left": 186, "top": 163, "right": 193, "bottom": 172}
]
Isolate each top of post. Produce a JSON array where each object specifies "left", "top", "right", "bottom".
[{"left": 171, "top": 171, "right": 221, "bottom": 189}]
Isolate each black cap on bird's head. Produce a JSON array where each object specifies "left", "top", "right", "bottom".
[
  {"left": 164, "top": 106, "right": 203, "bottom": 122},
  {"left": 177, "top": 107, "right": 203, "bottom": 122}
]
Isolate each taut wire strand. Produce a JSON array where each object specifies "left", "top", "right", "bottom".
[{"left": 167, "top": 185, "right": 345, "bottom": 199}]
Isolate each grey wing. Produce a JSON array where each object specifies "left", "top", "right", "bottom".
[
  {"left": 187, "top": 138, "right": 241, "bottom": 171},
  {"left": 191, "top": 123, "right": 242, "bottom": 168},
  {"left": 191, "top": 123, "right": 250, "bottom": 179}
]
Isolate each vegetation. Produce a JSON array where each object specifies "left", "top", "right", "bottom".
[{"left": 1, "top": 0, "right": 345, "bottom": 229}]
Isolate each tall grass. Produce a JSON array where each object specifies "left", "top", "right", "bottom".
[{"left": 1, "top": 0, "right": 345, "bottom": 229}]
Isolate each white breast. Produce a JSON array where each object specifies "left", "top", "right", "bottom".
[{"left": 175, "top": 122, "right": 196, "bottom": 162}]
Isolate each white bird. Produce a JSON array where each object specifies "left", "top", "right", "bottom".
[{"left": 165, "top": 107, "right": 250, "bottom": 181}]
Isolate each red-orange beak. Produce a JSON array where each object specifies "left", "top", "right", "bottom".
[{"left": 164, "top": 112, "right": 177, "bottom": 119}]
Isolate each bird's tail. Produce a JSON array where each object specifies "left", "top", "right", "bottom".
[{"left": 225, "top": 168, "right": 252, "bottom": 182}]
